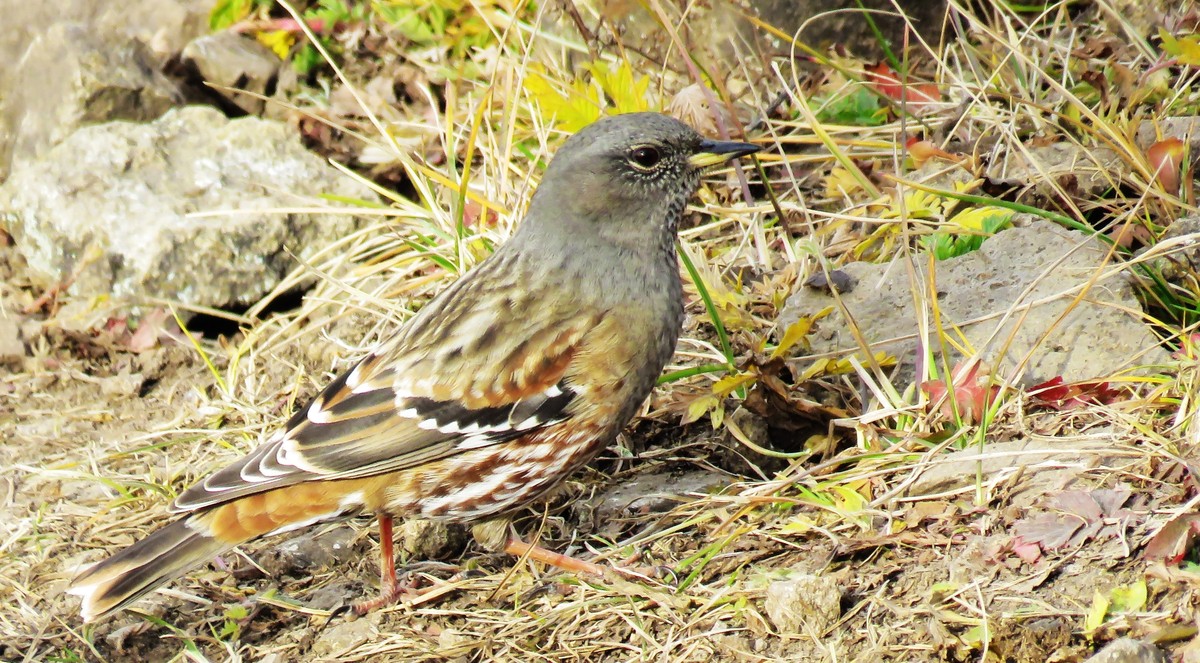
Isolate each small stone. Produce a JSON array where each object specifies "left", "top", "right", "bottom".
[
  {"left": 779, "top": 217, "right": 1169, "bottom": 387},
  {"left": 0, "top": 314, "right": 24, "bottom": 361},
  {"left": 582, "top": 469, "right": 729, "bottom": 537},
  {"left": 260, "top": 525, "right": 358, "bottom": 577},
  {"left": 399, "top": 519, "right": 467, "bottom": 559},
  {"left": 181, "top": 31, "right": 280, "bottom": 115},
  {"left": 98, "top": 372, "right": 144, "bottom": 397},
  {"left": 1083, "top": 638, "right": 1169, "bottom": 663},
  {"left": 764, "top": 573, "right": 842, "bottom": 635},
  {"left": 310, "top": 613, "right": 379, "bottom": 658},
  {"left": 986, "top": 143, "right": 1125, "bottom": 202}
]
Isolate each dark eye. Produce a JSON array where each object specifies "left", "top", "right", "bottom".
[{"left": 629, "top": 146, "right": 662, "bottom": 170}]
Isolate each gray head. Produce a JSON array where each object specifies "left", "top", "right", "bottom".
[{"left": 520, "top": 112, "right": 759, "bottom": 251}]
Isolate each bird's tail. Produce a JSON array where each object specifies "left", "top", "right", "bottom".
[
  {"left": 68, "top": 514, "right": 234, "bottom": 622},
  {"left": 69, "top": 480, "right": 370, "bottom": 621}
]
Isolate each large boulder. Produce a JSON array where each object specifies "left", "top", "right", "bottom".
[
  {"left": 2, "top": 106, "right": 376, "bottom": 312},
  {"left": 0, "top": 0, "right": 211, "bottom": 179},
  {"left": 779, "top": 216, "right": 1169, "bottom": 386}
]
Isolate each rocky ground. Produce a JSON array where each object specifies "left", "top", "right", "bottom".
[{"left": 5, "top": 1, "right": 1200, "bottom": 662}]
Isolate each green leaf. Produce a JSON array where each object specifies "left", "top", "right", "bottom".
[
  {"left": 292, "top": 43, "right": 324, "bottom": 75},
  {"left": 210, "top": 0, "right": 255, "bottom": 30},
  {"left": 1109, "top": 580, "right": 1147, "bottom": 613},
  {"left": 816, "top": 87, "right": 886, "bottom": 126}
]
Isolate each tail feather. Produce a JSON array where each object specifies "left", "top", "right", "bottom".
[
  {"left": 69, "top": 479, "right": 372, "bottom": 621},
  {"left": 68, "top": 516, "right": 231, "bottom": 622}
]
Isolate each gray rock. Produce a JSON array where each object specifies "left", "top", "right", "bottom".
[
  {"left": 1084, "top": 638, "right": 1169, "bottom": 663},
  {"left": 1142, "top": 214, "right": 1200, "bottom": 282},
  {"left": 905, "top": 437, "right": 1126, "bottom": 506},
  {"left": 779, "top": 217, "right": 1169, "bottom": 387},
  {"left": 2, "top": 106, "right": 376, "bottom": 311},
  {"left": 0, "top": 0, "right": 209, "bottom": 178},
  {"left": 2, "top": 23, "right": 181, "bottom": 180},
  {"left": 182, "top": 31, "right": 281, "bottom": 115},
  {"left": 753, "top": 0, "right": 948, "bottom": 60},
  {"left": 599, "top": 0, "right": 947, "bottom": 65},
  {"left": 309, "top": 614, "right": 379, "bottom": 658},
  {"left": 764, "top": 573, "right": 842, "bottom": 635},
  {"left": 98, "top": 372, "right": 146, "bottom": 398},
  {"left": 1135, "top": 116, "right": 1200, "bottom": 159},
  {"left": 986, "top": 143, "right": 1126, "bottom": 202},
  {"left": 584, "top": 470, "right": 729, "bottom": 536}
]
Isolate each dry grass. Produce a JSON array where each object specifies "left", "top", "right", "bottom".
[{"left": 5, "top": 0, "right": 1200, "bottom": 661}]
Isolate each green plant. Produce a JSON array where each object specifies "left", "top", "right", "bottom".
[{"left": 921, "top": 207, "right": 1014, "bottom": 260}]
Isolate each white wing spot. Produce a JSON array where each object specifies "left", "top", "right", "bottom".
[
  {"left": 457, "top": 434, "right": 495, "bottom": 450},
  {"left": 307, "top": 398, "right": 332, "bottom": 424},
  {"left": 346, "top": 363, "right": 364, "bottom": 391}
]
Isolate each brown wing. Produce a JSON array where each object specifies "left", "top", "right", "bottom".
[{"left": 173, "top": 254, "right": 602, "bottom": 512}]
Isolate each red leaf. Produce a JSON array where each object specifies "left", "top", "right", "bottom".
[
  {"left": 1147, "top": 138, "right": 1186, "bottom": 195},
  {"left": 1013, "top": 513, "right": 1084, "bottom": 550},
  {"left": 127, "top": 308, "right": 171, "bottom": 353},
  {"left": 1011, "top": 539, "right": 1043, "bottom": 564},
  {"left": 865, "top": 63, "right": 940, "bottom": 108},
  {"left": 920, "top": 361, "right": 999, "bottom": 424},
  {"left": 1144, "top": 513, "right": 1200, "bottom": 563},
  {"left": 1029, "top": 377, "right": 1122, "bottom": 410},
  {"left": 1174, "top": 333, "right": 1200, "bottom": 360}
]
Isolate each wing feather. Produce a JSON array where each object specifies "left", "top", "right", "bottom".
[{"left": 173, "top": 258, "right": 601, "bottom": 512}]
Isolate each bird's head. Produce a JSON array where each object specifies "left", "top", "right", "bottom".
[{"left": 524, "top": 113, "right": 760, "bottom": 249}]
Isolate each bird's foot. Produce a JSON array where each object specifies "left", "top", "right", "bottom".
[{"left": 350, "top": 571, "right": 421, "bottom": 616}]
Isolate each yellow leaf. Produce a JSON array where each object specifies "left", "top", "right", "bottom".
[
  {"left": 825, "top": 167, "right": 862, "bottom": 197},
  {"left": 951, "top": 206, "right": 1012, "bottom": 232},
  {"left": 779, "top": 517, "right": 814, "bottom": 534},
  {"left": 683, "top": 394, "right": 720, "bottom": 425},
  {"left": 797, "top": 351, "right": 893, "bottom": 381},
  {"left": 929, "top": 581, "right": 960, "bottom": 602},
  {"left": 1084, "top": 589, "right": 1110, "bottom": 635},
  {"left": 713, "top": 372, "right": 757, "bottom": 397},
  {"left": 586, "top": 61, "right": 654, "bottom": 114},
  {"left": 1160, "top": 28, "right": 1200, "bottom": 67},
  {"left": 524, "top": 68, "right": 603, "bottom": 132},
  {"left": 881, "top": 189, "right": 943, "bottom": 220},
  {"left": 831, "top": 485, "right": 868, "bottom": 513},
  {"left": 709, "top": 401, "right": 726, "bottom": 429},
  {"left": 770, "top": 307, "right": 833, "bottom": 361},
  {"left": 255, "top": 30, "right": 294, "bottom": 60},
  {"left": 960, "top": 625, "right": 988, "bottom": 647}
]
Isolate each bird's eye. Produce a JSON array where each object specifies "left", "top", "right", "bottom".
[{"left": 628, "top": 146, "right": 662, "bottom": 170}]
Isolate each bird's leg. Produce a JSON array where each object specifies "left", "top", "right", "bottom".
[
  {"left": 352, "top": 514, "right": 412, "bottom": 615},
  {"left": 472, "top": 518, "right": 606, "bottom": 577},
  {"left": 503, "top": 536, "right": 607, "bottom": 576}
]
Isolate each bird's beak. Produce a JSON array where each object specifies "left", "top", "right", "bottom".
[{"left": 688, "top": 139, "right": 761, "bottom": 169}]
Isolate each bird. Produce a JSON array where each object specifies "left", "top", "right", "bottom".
[{"left": 69, "top": 112, "right": 760, "bottom": 622}]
